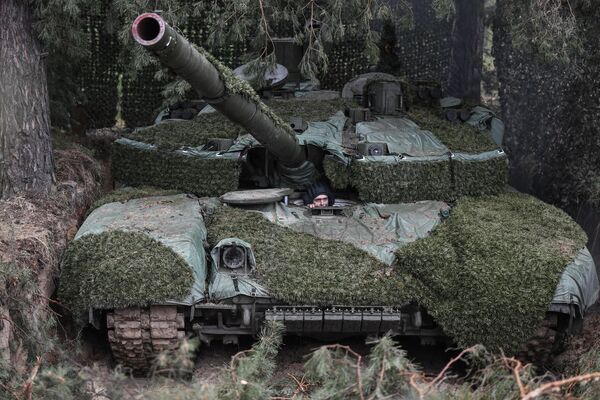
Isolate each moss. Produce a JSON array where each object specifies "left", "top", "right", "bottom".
[
  {"left": 408, "top": 106, "right": 497, "bottom": 153},
  {"left": 112, "top": 141, "right": 240, "bottom": 197},
  {"left": 396, "top": 192, "right": 587, "bottom": 351},
  {"left": 350, "top": 159, "right": 453, "bottom": 202},
  {"left": 124, "top": 113, "right": 243, "bottom": 150},
  {"left": 86, "top": 187, "right": 181, "bottom": 217},
  {"left": 206, "top": 207, "right": 417, "bottom": 306},
  {"left": 59, "top": 231, "right": 194, "bottom": 312}
]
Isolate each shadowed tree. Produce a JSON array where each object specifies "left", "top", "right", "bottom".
[{"left": 0, "top": 0, "right": 54, "bottom": 199}]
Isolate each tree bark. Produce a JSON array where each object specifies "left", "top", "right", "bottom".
[
  {"left": 446, "top": 0, "right": 485, "bottom": 101},
  {"left": 0, "top": 0, "right": 54, "bottom": 199}
]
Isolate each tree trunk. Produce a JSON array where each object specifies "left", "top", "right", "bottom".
[
  {"left": 0, "top": 0, "right": 54, "bottom": 199},
  {"left": 446, "top": 0, "right": 485, "bottom": 101}
]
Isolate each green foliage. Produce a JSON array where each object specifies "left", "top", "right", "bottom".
[
  {"left": 59, "top": 231, "right": 194, "bottom": 312},
  {"left": 305, "top": 335, "right": 420, "bottom": 399},
  {"left": 396, "top": 192, "right": 587, "bottom": 351},
  {"left": 152, "top": 339, "right": 199, "bottom": 380},
  {"left": 32, "top": 364, "right": 92, "bottom": 400},
  {"left": 217, "top": 321, "right": 283, "bottom": 400},
  {"left": 111, "top": 141, "right": 241, "bottom": 197},
  {"left": 86, "top": 186, "right": 181, "bottom": 216}
]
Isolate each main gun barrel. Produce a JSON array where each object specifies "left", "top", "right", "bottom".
[{"left": 131, "top": 13, "right": 306, "bottom": 167}]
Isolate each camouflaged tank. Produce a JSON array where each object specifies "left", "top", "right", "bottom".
[{"left": 59, "top": 13, "right": 599, "bottom": 372}]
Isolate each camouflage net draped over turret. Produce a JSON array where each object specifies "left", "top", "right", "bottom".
[
  {"left": 206, "top": 192, "right": 586, "bottom": 351},
  {"left": 72, "top": 0, "right": 453, "bottom": 128}
]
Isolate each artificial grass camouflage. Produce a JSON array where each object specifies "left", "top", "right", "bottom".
[
  {"left": 59, "top": 231, "right": 194, "bottom": 312},
  {"left": 86, "top": 186, "right": 181, "bottom": 217},
  {"left": 350, "top": 159, "right": 453, "bottom": 203},
  {"left": 206, "top": 206, "right": 416, "bottom": 306},
  {"left": 207, "top": 192, "right": 586, "bottom": 350},
  {"left": 408, "top": 106, "right": 498, "bottom": 153},
  {"left": 123, "top": 113, "right": 244, "bottom": 150},
  {"left": 123, "top": 99, "right": 353, "bottom": 151},
  {"left": 396, "top": 192, "right": 587, "bottom": 350},
  {"left": 452, "top": 155, "right": 509, "bottom": 197},
  {"left": 323, "top": 155, "right": 506, "bottom": 201},
  {"left": 266, "top": 99, "right": 354, "bottom": 122},
  {"left": 112, "top": 141, "right": 240, "bottom": 197}
]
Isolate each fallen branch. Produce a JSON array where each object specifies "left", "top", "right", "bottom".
[
  {"left": 19, "top": 357, "right": 42, "bottom": 400},
  {"left": 521, "top": 372, "right": 600, "bottom": 400},
  {"left": 425, "top": 346, "right": 477, "bottom": 393}
]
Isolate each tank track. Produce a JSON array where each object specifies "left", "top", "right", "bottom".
[
  {"left": 106, "top": 306, "right": 185, "bottom": 372},
  {"left": 517, "top": 319, "right": 567, "bottom": 365}
]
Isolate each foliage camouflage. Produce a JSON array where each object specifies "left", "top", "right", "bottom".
[
  {"left": 322, "top": 104, "right": 507, "bottom": 201},
  {"left": 123, "top": 98, "right": 353, "bottom": 151},
  {"left": 86, "top": 186, "right": 182, "bottom": 217},
  {"left": 407, "top": 106, "right": 497, "bottom": 153},
  {"left": 124, "top": 114, "right": 244, "bottom": 150},
  {"left": 267, "top": 98, "right": 355, "bottom": 122},
  {"left": 494, "top": 1, "right": 600, "bottom": 210},
  {"left": 350, "top": 159, "right": 453, "bottom": 202},
  {"left": 112, "top": 141, "right": 240, "bottom": 197},
  {"left": 59, "top": 230, "right": 194, "bottom": 312},
  {"left": 323, "top": 156, "right": 352, "bottom": 190},
  {"left": 207, "top": 192, "right": 585, "bottom": 350},
  {"left": 206, "top": 206, "right": 416, "bottom": 306},
  {"left": 452, "top": 156, "right": 509, "bottom": 197},
  {"left": 396, "top": 192, "right": 587, "bottom": 350}
]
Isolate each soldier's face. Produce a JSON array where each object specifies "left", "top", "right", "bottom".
[{"left": 309, "top": 194, "right": 329, "bottom": 208}]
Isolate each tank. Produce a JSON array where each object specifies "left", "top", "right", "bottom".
[{"left": 60, "top": 14, "right": 599, "bottom": 372}]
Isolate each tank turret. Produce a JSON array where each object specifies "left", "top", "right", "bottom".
[{"left": 131, "top": 12, "right": 306, "bottom": 168}]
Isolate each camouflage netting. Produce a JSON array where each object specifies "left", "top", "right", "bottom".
[
  {"left": 120, "top": 10, "right": 250, "bottom": 127},
  {"left": 206, "top": 207, "right": 415, "bottom": 306},
  {"left": 112, "top": 141, "right": 240, "bottom": 196},
  {"left": 407, "top": 106, "right": 497, "bottom": 153},
  {"left": 59, "top": 231, "right": 194, "bottom": 312},
  {"left": 453, "top": 156, "right": 509, "bottom": 197},
  {"left": 76, "top": 12, "right": 120, "bottom": 128},
  {"left": 122, "top": 98, "right": 354, "bottom": 150},
  {"left": 86, "top": 186, "right": 182, "bottom": 216},
  {"left": 73, "top": 0, "right": 453, "bottom": 128},
  {"left": 350, "top": 159, "right": 453, "bottom": 203},
  {"left": 494, "top": 1, "right": 600, "bottom": 212},
  {"left": 124, "top": 113, "right": 244, "bottom": 150},
  {"left": 396, "top": 192, "right": 587, "bottom": 350},
  {"left": 323, "top": 105, "right": 507, "bottom": 202},
  {"left": 207, "top": 192, "right": 586, "bottom": 350},
  {"left": 318, "top": 0, "right": 453, "bottom": 90},
  {"left": 267, "top": 99, "right": 355, "bottom": 122}
]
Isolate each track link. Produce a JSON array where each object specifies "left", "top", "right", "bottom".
[
  {"left": 107, "top": 306, "right": 185, "bottom": 372},
  {"left": 517, "top": 317, "right": 568, "bottom": 365}
]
